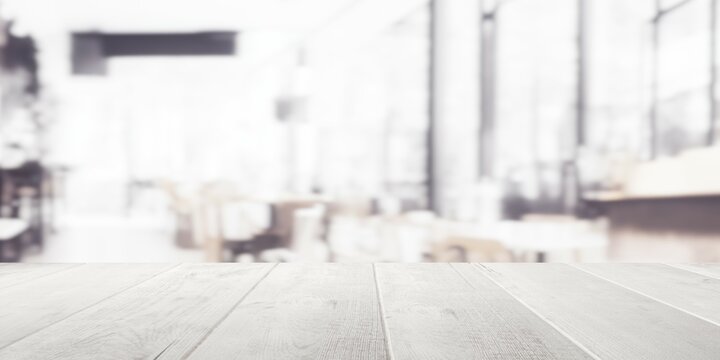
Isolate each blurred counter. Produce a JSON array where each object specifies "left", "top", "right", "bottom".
[{"left": 585, "top": 146, "right": 720, "bottom": 262}]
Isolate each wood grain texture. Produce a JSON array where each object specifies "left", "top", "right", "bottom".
[
  {"left": 670, "top": 263, "right": 720, "bottom": 279},
  {"left": 481, "top": 263, "right": 720, "bottom": 360},
  {"left": 0, "top": 263, "right": 719, "bottom": 359},
  {"left": 375, "top": 263, "right": 594, "bottom": 359},
  {"left": 186, "top": 263, "right": 387, "bottom": 360},
  {"left": 574, "top": 263, "right": 720, "bottom": 325},
  {"left": 0, "top": 264, "right": 173, "bottom": 349},
  {"left": 0, "top": 263, "right": 275, "bottom": 360},
  {"left": 0, "top": 264, "right": 77, "bottom": 290}
]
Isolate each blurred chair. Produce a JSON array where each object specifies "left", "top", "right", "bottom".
[
  {"left": 431, "top": 237, "right": 514, "bottom": 262},
  {"left": 373, "top": 195, "right": 402, "bottom": 216},
  {"left": 290, "top": 205, "right": 327, "bottom": 258},
  {"left": 222, "top": 200, "right": 275, "bottom": 261},
  {"left": 267, "top": 200, "right": 319, "bottom": 248},
  {"left": 223, "top": 200, "right": 324, "bottom": 262},
  {"left": 510, "top": 215, "right": 608, "bottom": 262},
  {"left": 327, "top": 211, "right": 438, "bottom": 262},
  {"left": 260, "top": 204, "right": 328, "bottom": 262},
  {"left": 0, "top": 218, "right": 29, "bottom": 262},
  {"left": 157, "top": 180, "right": 196, "bottom": 249},
  {"left": 378, "top": 212, "right": 437, "bottom": 262},
  {"left": 327, "top": 215, "right": 382, "bottom": 262},
  {"left": 0, "top": 161, "right": 45, "bottom": 250}
]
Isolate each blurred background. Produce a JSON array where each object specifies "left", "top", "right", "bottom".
[{"left": 0, "top": 0, "right": 718, "bottom": 263}]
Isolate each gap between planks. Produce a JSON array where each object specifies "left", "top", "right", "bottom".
[
  {"left": 664, "top": 263, "right": 720, "bottom": 280},
  {"left": 0, "top": 263, "right": 183, "bottom": 352},
  {"left": 178, "top": 263, "right": 279, "bottom": 360},
  {"left": 372, "top": 263, "right": 395, "bottom": 360},
  {"left": 0, "top": 264, "right": 83, "bottom": 291},
  {"left": 469, "top": 263, "right": 602, "bottom": 360},
  {"left": 569, "top": 264, "right": 720, "bottom": 328}
]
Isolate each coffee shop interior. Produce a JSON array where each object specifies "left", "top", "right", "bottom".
[{"left": 0, "top": 0, "right": 718, "bottom": 263}]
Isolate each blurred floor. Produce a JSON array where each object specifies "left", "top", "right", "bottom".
[{"left": 24, "top": 214, "right": 203, "bottom": 263}]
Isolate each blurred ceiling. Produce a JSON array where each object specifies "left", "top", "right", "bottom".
[
  {"left": 1, "top": 0, "right": 429, "bottom": 80},
  {"left": 3, "top": 0, "right": 427, "bottom": 33}
]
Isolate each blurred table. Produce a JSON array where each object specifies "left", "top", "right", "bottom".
[
  {"left": 192, "top": 192, "right": 331, "bottom": 261},
  {"left": 0, "top": 263, "right": 718, "bottom": 359},
  {"left": 501, "top": 235, "right": 607, "bottom": 262},
  {"left": 437, "top": 220, "right": 607, "bottom": 262}
]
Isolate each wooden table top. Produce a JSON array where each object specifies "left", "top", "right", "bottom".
[{"left": 0, "top": 263, "right": 718, "bottom": 359}]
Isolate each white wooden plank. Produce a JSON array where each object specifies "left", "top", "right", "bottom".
[
  {"left": 575, "top": 263, "right": 720, "bottom": 326},
  {"left": 481, "top": 263, "right": 720, "bottom": 360},
  {"left": 0, "top": 264, "right": 174, "bottom": 349},
  {"left": 375, "top": 263, "right": 594, "bottom": 359},
  {"left": 186, "top": 263, "right": 387, "bottom": 360},
  {"left": 669, "top": 263, "right": 720, "bottom": 279},
  {"left": 0, "top": 264, "right": 78, "bottom": 290},
  {"left": 0, "top": 263, "right": 275, "bottom": 360}
]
